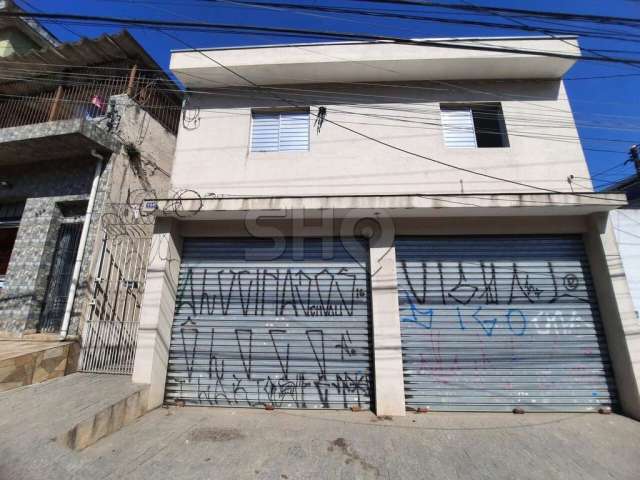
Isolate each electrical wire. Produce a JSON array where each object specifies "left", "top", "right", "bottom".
[
  {"left": 0, "top": 64, "right": 633, "bottom": 124},
  {"left": 458, "top": 0, "right": 640, "bottom": 72},
  {"left": 2, "top": 4, "right": 627, "bottom": 186},
  {"left": 151, "top": 27, "right": 626, "bottom": 203},
  {"left": 0, "top": 79, "right": 634, "bottom": 150},
  {"left": 349, "top": 0, "right": 640, "bottom": 27},
  {"left": 0, "top": 67, "right": 635, "bottom": 149},
  {"left": 3, "top": 10, "right": 640, "bottom": 65},
  {"left": 138, "top": 0, "right": 640, "bottom": 46}
]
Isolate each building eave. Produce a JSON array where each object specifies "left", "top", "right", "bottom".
[
  {"left": 146, "top": 192, "right": 625, "bottom": 221},
  {"left": 170, "top": 36, "right": 580, "bottom": 88}
]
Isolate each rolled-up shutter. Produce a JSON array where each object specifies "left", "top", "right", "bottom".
[
  {"left": 166, "top": 237, "right": 372, "bottom": 409},
  {"left": 396, "top": 235, "right": 616, "bottom": 412}
]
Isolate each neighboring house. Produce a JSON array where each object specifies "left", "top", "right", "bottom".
[
  {"left": 0, "top": 23, "right": 181, "bottom": 381},
  {"left": 604, "top": 171, "right": 640, "bottom": 321},
  {"left": 0, "top": 0, "right": 59, "bottom": 57},
  {"left": 131, "top": 37, "right": 640, "bottom": 420}
]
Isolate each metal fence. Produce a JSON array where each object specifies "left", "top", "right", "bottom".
[
  {"left": 79, "top": 233, "right": 151, "bottom": 374},
  {"left": 0, "top": 73, "right": 180, "bottom": 134}
]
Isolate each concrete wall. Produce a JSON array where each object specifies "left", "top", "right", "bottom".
[
  {"left": 74, "top": 95, "right": 177, "bottom": 340},
  {"left": 104, "top": 95, "right": 175, "bottom": 209},
  {"left": 610, "top": 209, "right": 640, "bottom": 319},
  {"left": 171, "top": 79, "right": 590, "bottom": 196},
  {"left": 583, "top": 213, "right": 640, "bottom": 420}
]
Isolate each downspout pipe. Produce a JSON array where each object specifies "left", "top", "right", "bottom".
[{"left": 59, "top": 149, "right": 104, "bottom": 340}]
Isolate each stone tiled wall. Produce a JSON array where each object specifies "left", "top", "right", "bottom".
[{"left": 0, "top": 158, "right": 98, "bottom": 335}]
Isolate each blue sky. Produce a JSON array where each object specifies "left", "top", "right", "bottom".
[{"left": 22, "top": 0, "right": 640, "bottom": 188}]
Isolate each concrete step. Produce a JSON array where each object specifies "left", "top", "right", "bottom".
[
  {"left": 0, "top": 373, "right": 148, "bottom": 454},
  {"left": 57, "top": 382, "right": 149, "bottom": 451}
]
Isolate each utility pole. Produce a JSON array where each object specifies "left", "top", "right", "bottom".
[{"left": 628, "top": 144, "right": 640, "bottom": 176}]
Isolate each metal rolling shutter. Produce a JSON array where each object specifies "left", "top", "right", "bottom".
[
  {"left": 396, "top": 235, "right": 616, "bottom": 412},
  {"left": 166, "top": 237, "right": 372, "bottom": 409}
]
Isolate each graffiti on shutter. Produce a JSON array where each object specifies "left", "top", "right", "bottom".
[
  {"left": 396, "top": 235, "right": 616, "bottom": 412},
  {"left": 166, "top": 238, "right": 372, "bottom": 409}
]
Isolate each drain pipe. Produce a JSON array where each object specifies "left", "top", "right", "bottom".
[{"left": 59, "top": 149, "right": 104, "bottom": 340}]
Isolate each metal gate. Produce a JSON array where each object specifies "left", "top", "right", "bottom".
[
  {"left": 79, "top": 233, "right": 150, "bottom": 374},
  {"left": 39, "top": 223, "right": 82, "bottom": 333},
  {"left": 165, "top": 237, "right": 372, "bottom": 409},
  {"left": 396, "top": 235, "right": 616, "bottom": 412}
]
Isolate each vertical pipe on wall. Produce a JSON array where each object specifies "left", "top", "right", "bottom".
[{"left": 59, "top": 149, "right": 105, "bottom": 340}]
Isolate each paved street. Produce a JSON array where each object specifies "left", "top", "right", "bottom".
[{"left": 1, "top": 378, "right": 639, "bottom": 480}]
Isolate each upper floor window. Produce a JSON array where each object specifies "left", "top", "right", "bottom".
[
  {"left": 250, "top": 109, "right": 310, "bottom": 152},
  {"left": 440, "top": 104, "right": 509, "bottom": 148}
]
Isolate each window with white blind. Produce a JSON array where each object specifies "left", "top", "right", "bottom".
[
  {"left": 250, "top": 110, "right": 310, "bottom": 152},
  {"left": 440, "top": 104, "right": 509, "bottom": 148}
]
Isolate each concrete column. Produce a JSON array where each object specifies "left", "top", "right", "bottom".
[
  {"left": 132, "top": 218, "right": 182, "bottom": 410},
  {"left": 369, "top": 236, "right": 406, "bottom": 416},
  {"left": 584, "top": 213, "right": 640, "bottom": 420}
]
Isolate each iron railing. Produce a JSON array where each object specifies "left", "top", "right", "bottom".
[{"left": 0, "top": 74, "right": 180, "bottom": 134}]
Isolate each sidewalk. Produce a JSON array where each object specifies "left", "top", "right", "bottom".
[{"left": 2, "top": 387, "right": 639, "bottom": 480}]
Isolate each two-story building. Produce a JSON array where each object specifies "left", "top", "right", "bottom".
[{"left": 131, "top": 37, "right": 640, "bottom": 419}]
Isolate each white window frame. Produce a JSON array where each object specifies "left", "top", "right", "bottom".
[
  {"left": 250, "top": 109, "right": 310, "bottom": 153},
  {"left": 440, "top": 106, "right": 477, "bottom": 149}
]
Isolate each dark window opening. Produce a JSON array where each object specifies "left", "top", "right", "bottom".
[
  {"left": 58, "top": 200, "right": 88, "bottom": 219},
  {"left": 471, "top": 105, "right": 509, "bottom": 148},
  {"left": 0, "top": 227, "right": 18, "bottom": 280}
]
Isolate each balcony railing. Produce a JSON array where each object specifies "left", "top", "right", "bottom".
[{"left": 0, "top": 76, "right": 180, "bottom": 134}]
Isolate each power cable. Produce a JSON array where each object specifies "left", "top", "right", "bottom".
[
  {"left": 151, "top": 27, "right": 625, "bottom": 203},
  {"left": 350, "top": 0, "right": 640, "bottom": 27},
  {"left": 139, "top": 0, "right": 640, "bottom": 46},
  {"left": 2, "top": 10, "right": 640, "bottom": 65},
  {"left": 459, "top": 0, "right": 640, "bottom": 72},
  {"left": 0, "top": 70, "right": 635, "bottom": 148},
  {"left": 1, "top": 77, "right": 634, "bottom": 148},
  {"left": 3, "top": 5, "right": 634, "bottom": 178},
  {"left": 17, "top": 0, "right": 84, "bottom": 40},
  {"left": 4, "top": 64, "right": 639, "bottom": 128}
]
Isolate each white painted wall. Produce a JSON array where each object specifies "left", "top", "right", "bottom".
[
  {"left": 171, "top": 38, "right": 578, "bottom": 87},
  {"left": 171, "top": 79, "right": 591, "bottom": 196},
  {"left": 610, "top": 209, "right": 640, "bottom": 319}
]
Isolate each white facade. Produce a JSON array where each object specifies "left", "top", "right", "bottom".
[
  {"left": 611, "top": 209, "right": 640, "bottom": 319},
  {"left": 132, "top": 38, "right": 640, "bottom": 419}
]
